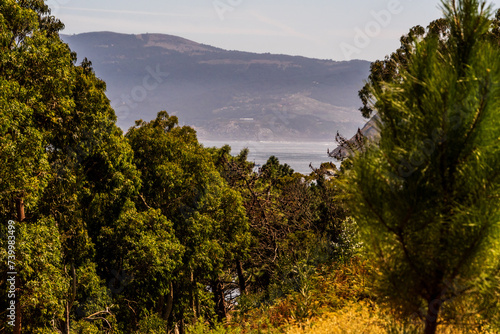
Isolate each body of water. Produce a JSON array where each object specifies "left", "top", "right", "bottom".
[{"left": 201, "top": 140, "right": 340, "bottom": 175}]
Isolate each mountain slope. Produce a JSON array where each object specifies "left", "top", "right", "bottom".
[{"left": 62, "top": 32, "right": 370, "bottom": 140}]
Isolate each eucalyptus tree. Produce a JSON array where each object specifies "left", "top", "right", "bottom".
[
  {"left": 126, "top": 111, "right": 250, "bottom": 328},
  {"left": 1, "top": 1, "right": 152, "bottom": 332}
]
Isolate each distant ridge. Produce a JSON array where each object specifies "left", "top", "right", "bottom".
[{"left": 62, "top": 32, "right": 370, "bottom": 141}]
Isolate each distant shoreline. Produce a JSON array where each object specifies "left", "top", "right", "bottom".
[{"left": 200, "top": 140, "right": 339, "bottom": 174}]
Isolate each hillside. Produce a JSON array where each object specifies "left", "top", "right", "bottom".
[{"left": 62, "top": 32, "right": 370, "bottom": 140}]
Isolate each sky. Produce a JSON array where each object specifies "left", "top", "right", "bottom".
[{"left": 49, "top": 0, "right": 500, "bottom": 61}]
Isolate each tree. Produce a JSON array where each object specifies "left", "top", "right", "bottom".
[
  {"left": 208, "top": 147, "right": 350, "bottom": 310},
  {"left": 346, "top": 1, "right": 500, "bottom": 333},
  {"left": 357, "top": 19, "right": 451, "bottom": 119},
  {"left": 1, "top": 2, "right": 146, "bottom": 331},
  {"left": 98, "top": 202, "right": 183, "bottom": 331},
  {"left": 358, "top": 6, "right": 500, "bottom": 120},
  {"left": 38, "top": 57, "right": 142, "bottom": 333},
  {"left": 0, "top": 1, "right": 73, "bottom": 332},
  {"left": 126, "top": 111, "right": 250, "bottom": 330}
]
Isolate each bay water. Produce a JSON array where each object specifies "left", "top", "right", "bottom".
[{"left": 200, "top": 140, "right": 340, "bottom": 175}]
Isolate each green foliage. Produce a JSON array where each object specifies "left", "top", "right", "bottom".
[
  {"left": 0, "top": 1, "right": 421, "bottom": 332},
  {"left": 347, "top": 0, "right": 500, "bottom": 332},
  {"left": 186, "top": 320, "right": 242, "bottom": 334},
  {"left": 1, "top": 1, "right": 149, "bottom": 332},
  {"left": 208, "top": 145, "right": 352, "bottom": 321},
  {"left": 358, "top": 14, "right": 461, "bottom": 119},
  {"left": 127, "top": 111, "right": 250, "bottom": 326},
  {"left": 0, "top": 217, "right": 67, "bottom": 331},
  {"left": 134, "top": 312, "right": 169, "bottom": 334},
  {"left": 330, "top": 217, "right": 363, "bottom": 263},
  {"left": 359, "top": 5, "right": 500, "bottom": 120},
  {"left": 99, "top": 202, "right": 183, "bottom": 329},
  {"left": 224, "top": 258, "right": 371, "bottom": 333}
]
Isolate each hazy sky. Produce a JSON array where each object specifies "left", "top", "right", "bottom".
[{"left": 50, "top": 0, "right": 500, "bottom": 61}]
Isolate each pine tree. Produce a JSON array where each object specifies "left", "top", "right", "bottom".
[{"left": 346, "top": 1, "right": 500, "bottom": 333}]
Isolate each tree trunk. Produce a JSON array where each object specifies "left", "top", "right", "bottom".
[
  {"left": 66, "top": 264, "right": 77, "bottom": 334},
  {"left": 424, "top": 298, "right": 442, "bottom": 334},
  {"left": 179, "top": 319, "right": 185, "bottom": 334},
  {"left": 174, "top": 323, "right": 180, "bottom": 334},
  {"left": 16, "top": 198, "right": 25, "bottom": 221},
  {"left": 191, "top": 270, "right": 200, "bottom": 319},
  {"left": 236, "top": 259, "right": 246, "bottom": 295},
  {"left": 211, "top": 279, "right": 227, "bottom": 322},
  {"left": 65, "top": 301, "right": 70, "bottom": 334},
  {"left": 195, "top": 290, "right": 200, "bottom": 320},
  {"left": 190, "top": 270, "right": 197, "bottom": 321},
  {"left": 163, "top": 282, "right": 174, "bottom": 321},
  {"left": 14, "top": 197, "right": 24, "bottom": 334},
  {"left": 157, "top": 294, "right": 164, "bottom": 316}
]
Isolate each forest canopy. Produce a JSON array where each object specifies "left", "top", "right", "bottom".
[{"left": 1, "top": 0, "right": 499, "bottom": 334}]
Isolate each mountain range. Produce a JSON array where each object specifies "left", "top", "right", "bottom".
[{"left": 61, "top": 32, "right": 371, "bottom": 141}]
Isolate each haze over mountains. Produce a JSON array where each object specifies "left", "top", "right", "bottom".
[{"left": 62, "top": 32, "right": 371, "bottom": 141}]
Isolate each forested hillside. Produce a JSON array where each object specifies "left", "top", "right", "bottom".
[
  {"left": 1, "top": 1, "right": 500, "bottom": 334},
  {"left": 0, "top": 1, "right": 351, "bottom": 332}
]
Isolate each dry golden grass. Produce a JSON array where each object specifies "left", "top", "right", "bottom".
[
  {"left": 287, "top": 301, "right": 497, "bottom": 334},
  {"left": 288, "top": 301, "right": 387, "bottom": 334},
  {"left": 211, "top": 259, "right": 498, "bottom": 334}
]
